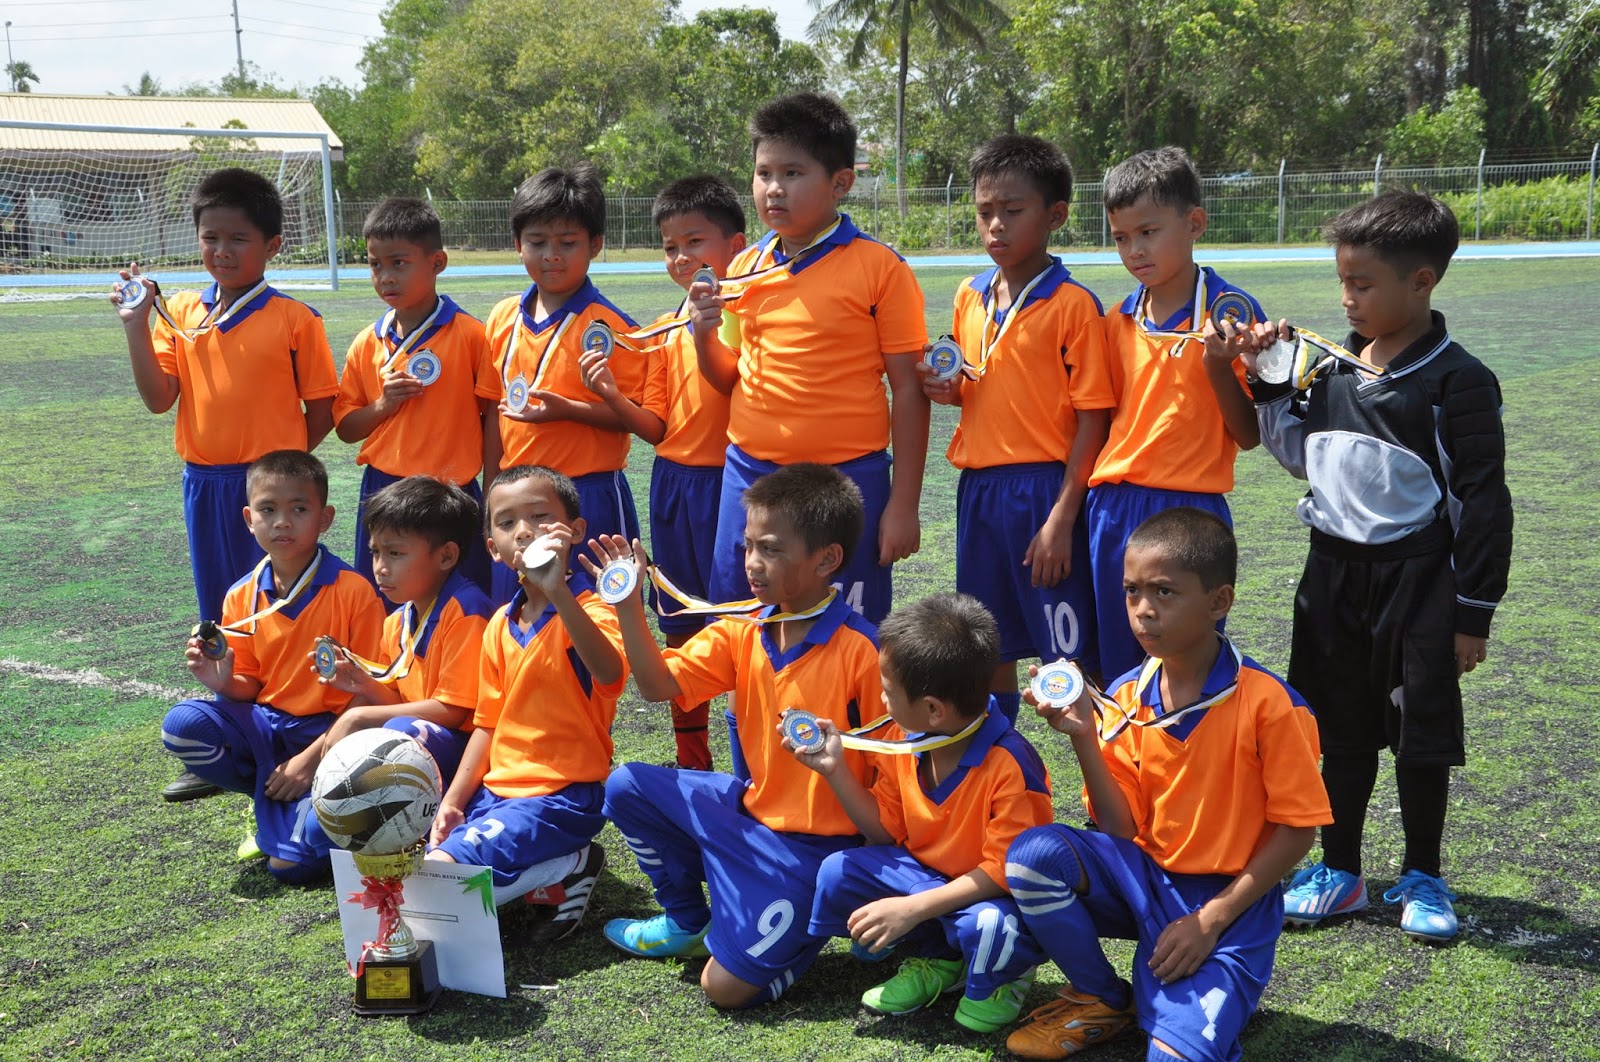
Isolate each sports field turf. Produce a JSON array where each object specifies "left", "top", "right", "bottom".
[{"left": 2, "top": 255, "right": 1598, "bottom": 1061}]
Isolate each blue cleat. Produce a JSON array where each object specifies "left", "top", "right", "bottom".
[
  {"left": 603, "top": 913, "right": 710, "bottom": 958},
  {"left": 1283, "top": 862, "right": 1368, "bottom": 926},
  {"left": 1383, "top": 870, "right": 1459, "bottom": 943}
]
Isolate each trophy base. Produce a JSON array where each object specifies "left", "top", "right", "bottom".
[{"left": 353, "top": 938, "right": 442, "bottom": 1017}]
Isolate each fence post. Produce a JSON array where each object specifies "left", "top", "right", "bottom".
[
  {"left": 873, "top": 176, "right": 881, "bottom": 238},
  {"left": 1100, "top": 181, "right": 1107, "bottom": 247},
  {"left": 1589, "top": 143, "right": 1598, "bottom": 240},
  {"left": 620, "top": 193, "right": 627, "bottom": 254},
  {"left": 425, "top": 188, "right": 433, "bottom": 205},
  {"left": 1475, "top": 148, "right": 1485, "bottom": 241},
  {"left": 1276, "top": 159, "right": 1286, "bottom": 244},
  {"left": 945, "top": 173, "right": 953, "bottom": 248},
  {"left": 1373, "top": 153, "right": 1383, "bottom": 196}
]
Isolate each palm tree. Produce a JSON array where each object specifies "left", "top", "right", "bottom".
[
  {"left": 7, "top": 59, "right": 39, "bottom": 93},
  {"left": 809, "top": 0, "right": 1007, "bottom": 218}
]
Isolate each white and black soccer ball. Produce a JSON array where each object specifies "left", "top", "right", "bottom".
[{"left": 312, "top": 729, "right": 442, "bottom": 856}]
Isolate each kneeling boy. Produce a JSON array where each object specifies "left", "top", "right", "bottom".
[
  {"left": 595, "top": 464, "right": 882, "bottom": 1008},
  {"left": 426, "top": 466, "right": 627, "bottom": 941},
  {"left": 794, "top": 592, "right": 1054, "bottom": 1034},
  {"left": 161, "top": 450, "right": 385, "bottom": 883},
  {"left": 1004, "top": 509, "right": 1331, "bottom": 1061}
]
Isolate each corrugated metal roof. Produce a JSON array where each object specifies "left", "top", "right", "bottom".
[{"left": 0, "top": 94, "right": 343, "bottom": 159}]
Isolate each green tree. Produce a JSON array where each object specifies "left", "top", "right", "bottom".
[
  {"left": 1385, "top": 86, "right": 1486, "bottom": 164},
  {"left": 412, "top": 0, "right": 669, "bottom": 198},
  {"left": 809, "top": 0, "right": 1008, "bottom": 217},
  {"left": 1532, "top": 0, "right": 1600, "bottom": 145},
  {"left": 6, "top": 59, "right": 39, "bottom": 93},
  {"left": 122, "top": 72, "right": 163, "bottom": 97}
]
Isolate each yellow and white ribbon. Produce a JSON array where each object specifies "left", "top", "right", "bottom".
[
  {"left": 963, "top": 263, "right": 1055, "bottom": 379},
  {"left": 192, "top": 550, "right": 323, "bottom": 649},
  {"left": 648, "top": 562, "right": 836, "bottom": 624},
  {"left": 501, "top": 310, "right": 577, "bottom": 395},
  {"left": 328, "top": 595, "right": 439, "bottom": 684},
  {"left": 151, "top": 279, "right": 271, "bottom": 342},
  {"left": 716, "top": 217, "right": 844, "bottom": 304},
  {"left": 780, "top": 706, "right": 989, "bottom": 756},
  {"left": 1087, "top": 638, "right": 1245, "bottom": 741},
  {"left": 377, "top": 298, "right": 445, "bottom": 376}
]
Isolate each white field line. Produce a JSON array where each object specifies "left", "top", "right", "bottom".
[{"left": 0, "top": 658, "right": 187, "bottom": 702}]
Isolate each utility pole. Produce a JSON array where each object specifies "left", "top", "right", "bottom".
[
  {"left": 231, "top": 0, "right": 245, "bottom": 82},
  {"left": 5, "top": 22, "right": 15, "bottom": 93}
]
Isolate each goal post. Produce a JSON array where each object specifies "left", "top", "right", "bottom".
[{"left": 0, "top": 119, "right": 339, "bottom": 290}]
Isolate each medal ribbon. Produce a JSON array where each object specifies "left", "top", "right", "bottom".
[
  {"left": 208, "top": 550, "right": 324, "bottom": 644},
  {"left": 332, "top": 595, "right": 439, "bottom": 684},
  {"left": 152, "top": 279, "right": 271, "bottom": 342},
  {"left": 1288, "top": 327, "right": 1386, "bottom": 387},
  {"left": 377, "top": 298, "right": 446, "bottom": 376},
  {"left": 1133, "top": 267, "right": 1209, "bottom": 354},
  {"left": 716, "top": 217, "right": 844, "bottom": 303},
  {"left": 1088, "top": 637, "right": 1244, "bottom": 742},
  {"left": 501, "top": 310, "right": 577, "bottom": 394},
  {"left": 966, "top": 263, "right": 1054, "bottom": 380},
  {"left": 648, "top": 563, "right": 837, "bottom": 624},
  {"left": 829, "top": 709, "right": 989, "bottom": 755}
]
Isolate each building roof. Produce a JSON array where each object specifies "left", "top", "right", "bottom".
[{"left": 0, "top": 94, "right": 343, "bottom": 159}]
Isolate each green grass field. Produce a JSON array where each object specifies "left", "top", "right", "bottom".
[{"left": 3, "top": 256, "right": 1599, "bottom": 1061}]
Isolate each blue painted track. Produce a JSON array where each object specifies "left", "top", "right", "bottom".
[{"left": 7, "top": 241, "right": 1599, "bottom": 289}]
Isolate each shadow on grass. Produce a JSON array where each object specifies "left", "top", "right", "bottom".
[{"left": 1452, "top": 892, "right": 1600, "bottom": 974}]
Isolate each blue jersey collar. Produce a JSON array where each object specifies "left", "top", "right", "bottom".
[
  {"left": 518, "top": 278, "right": 603, "bottom": 333},
  {"left": 200, "top": 281, "right": 277, "bottom": 334},
  {"left": 966, "top": 257, "right": 1073, "bottom": 324},
  {"left": 760, "top": 591, "right": 855, "bottom": 672},
  {"left": 504, "top": 569, "right": 596, "bottom": 647},
  {"left": 754, "top": 212, "right": 861, "bottom": 274},
  {"left": 373, "top": 294, "right": 460, "bottom": 346}
]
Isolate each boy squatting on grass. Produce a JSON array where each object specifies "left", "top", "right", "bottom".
[
  {"left": 789, "top": 592, "right": 1055, "bottom": 1035},
  {"left": 1003, "top": 508, "right": 1332, "bottom": 1061},
  {"left": 160, "top": 450, "right": 386, "bottom": 884},
  {"left": 580, "top": 174, "right": 749, "bottom": 771},
  {"left": 1207, "top": 190, "right": 1513, "bottom": 943},
  {"left": 114, "top": 167, "right": 339, "bottom": 804}
]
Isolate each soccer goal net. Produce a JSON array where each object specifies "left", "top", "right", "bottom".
[{"left": 0, "top": 119, "right": 338, "bottom": 289}]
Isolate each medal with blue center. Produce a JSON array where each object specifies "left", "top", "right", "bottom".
[
  {"left": 924, "top": 335, "right": 965, "bottom": 382},
  {"left": 405, "top": 349, "right": 442, "bottom": 386},
  {"left": 691, "top": 265, "right": 719, "bottom": 292},
  {"left": 313, "top": 635, "right": 343, "bottom": 681},
  {"left": 1208, "top": 291, "right": 1257, "bottom": 335},
  {"left": 581, "top": 320, "right": 617, "bottom": 361},
  {"left": 192, "top": 619, "right": 228, "bottom": 660},
  {"left": 779, "top": 706, "right": 989, "bottom": 755},
  {"left": 324, "top": 598, "right": 438, "bottom": 685},
  {"left": 1031, "top": 659, "right": 1086, "bottom": 708},
  {"left": 114, "top": 275, "right": 149, "bottom": 311},
  {"left": 506, "top": 375, "right": 531, "bottom": 414},
  {"left": 596, "top": 557, "right": 640, "bottom": 605}
]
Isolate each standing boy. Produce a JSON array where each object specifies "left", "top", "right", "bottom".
[
  {"left": 315, "top": 476, "right": 495, "bottom": 788},
  {"left": 115, "top": 168, "right": 339, "bottom": 801},
  {"left": 476, "top": 166, "right": 645, "bottom": 601},
  {"left": 582, "top": 175, "right": 747, "bottom": 769},
  {"left": 689, "top": 92, "right": 929, "bottom": 625},
  {"left": 795, "top": 592, "right": 1054, "bottom": 1035},
  {"left": 921, "top": 134, "right": 1114, "bottom": 718},
  {"left": 427, "top": 466, "right": 625, "bottom": 939},
  {"left": 1210, "top": 191, "right": 1513, "bottom": 942},
  {"left": 1086, "top": 147, "right": 1265, "bottom": 683},
  {"left": 160, "top": 451, "right": 386, "bottom": 884},
  {"left": 1004, "top": 508, "right": 1331, "bottom": 1061},
  {"left": 593, "top": 464, "right": 882, "bottom": 1009},
  {"left": 333, "top": 197, "right": 495, "bottom": 599}
]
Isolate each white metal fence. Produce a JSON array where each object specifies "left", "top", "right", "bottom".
[{"left": 334, "top": 149, "right": 1600, "bottom": 258}]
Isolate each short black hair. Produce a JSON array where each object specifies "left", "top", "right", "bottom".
[
  {"left": 1125, "top": 507, "right": 1236, "bottom": 591},
  {"left": 1103, "top": 146, "right": 1203, "bottom": 213},
  {"left": 191, "top": 167, "right": 283, "bottom": 239},
  {"left": 484, "top": 465, "right": 581, "bottom": 534},
  {"left": 1324, "top": 189, "right": 1460, "bottom": 279},
  {"left": 741, "top": 463, "right": 864, "bottom": 571},
  {"left": 969, "top": 134, "right": 1073, "bottom": 208},
  {"left": 364, "top": 476, "right": 479, "bottom": 567},
  {"left": 510, "top": 165, "right": 605, "bottom": 242},
  {"left": 363, "top": 196, "right": 443, "bottom": 254},
  {"left": 246, "top": 449, "right": 328, "bottom": 506},
  {"left": 878, "top": 593, "right": 1000, "bottom": 719},
  {"left": 652, "top": 174, "right": 747, "bottom": 236},
  {"left": 750, "top": 92, "right": 856, "bottom": 175}
]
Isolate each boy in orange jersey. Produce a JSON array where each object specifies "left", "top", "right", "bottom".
[
  {"left": 581, "top": 174, "right": 748, "bottom": 770},
  {"left": 688, "top": 92, "right": 929, "bottom": 625},
  {"left": 920, "top": 135, "right": 1114, "bottom": 720},
  {"left": 160, "top": 451, "right": 386, "bottom": 884},
  {"left": 593, "top": 464, "right": 882, "bottom": 1009},
  {"left": 1085, "top": 147, "right": 1265, "bottom": 684},
  {"left": 333, "top": 197, "right": 496, "bottom": 600},
  {"left": 313, "top": 476, "right": 496, "bottom": 789},
  {"left": 426, "top": 465, "right": 627, "bottom": 940},
  {"left": 794, "top": 592, "right": 1054, "bottom": 1035},
  {"left": 1003, "top": 509, "right": 1331, "bottom": 1061},
  {"left": 114, "top": 168, "right": 339, "bottom": 801},
  {"left": 476, "top": 165, "right": 645, "bottom": 602}
]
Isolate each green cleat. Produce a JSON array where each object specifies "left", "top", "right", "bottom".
[
  {"left": 861, "top": 956, "right": 965, "bottom": 1015},
  {"left": 954, "top": 967, "right": 1037, "bottom": 1033}
]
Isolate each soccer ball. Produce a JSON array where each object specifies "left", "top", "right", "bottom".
[{"left": 312, "top": 729, "right": 442, "bottom": 856}]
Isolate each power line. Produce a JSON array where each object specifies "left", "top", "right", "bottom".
[
  {"left": 242, "top": 16, "right": 374, "bottom": 41},
  {"left": 242, "top": 27, "right": 372, "bottom": 49},
  {"left": 10, "top": 28, "right": 235, "bottom": 42},
  {"left": 15, "top": 16, "right": 227, "bottom": 29},
  {"left": 265, "top": 0, "right": 387, "bottom": 13}
]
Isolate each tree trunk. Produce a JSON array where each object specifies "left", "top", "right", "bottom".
[{"left": 896, "top": 8, "right": 910, "bottom": 220}]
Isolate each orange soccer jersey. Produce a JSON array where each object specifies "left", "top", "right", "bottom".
[
  {"left": 474, "top": 574, "right": 628, "bottom": 797},
  {"left": 476, "top": 281, "right": 644, "bottom": 477},
  {"left": 333, "top": 296, "right": 491, "bottom": 484},
  {"left": 946, "top": 260, "right": 1115, "bottom": 469},
  {"left": 719, "top": 215, "right": 927, "bottom": 465},
  {"left": 1086, "top": 637, "right": 1332, "bottom": 877},
  {"left": 641, "top": 312, "right": 732, "bottom": 467},
  {"left": 665, "top": 596, "right": 882, "bottom": 835},
  {"left": 871, "top": 708, "right": 1054, "bottom": 887},
  {"left": 223, "top": 545, "right": 386, "bottom": 717},
  {"left": 152, "top": 284, "right": 338, "bottom": 465},
  {"left": 1089, "top": 267, "right": 1261, "bottom": 494},
  {"left": 383, "top": 569, "right": 496, "bottom": 723}
]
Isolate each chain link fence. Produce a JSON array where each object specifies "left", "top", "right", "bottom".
[{"left": 334, "top": 149, "right": 1600, "bottom": 258}]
